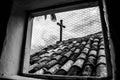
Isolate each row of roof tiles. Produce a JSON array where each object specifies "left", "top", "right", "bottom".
[{"left": 29, "top": 31, "right": 107, "bottom": 77}]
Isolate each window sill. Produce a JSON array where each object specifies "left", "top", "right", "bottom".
[{"left": 0, "top": 74, "right": 45, "bottom": 80}]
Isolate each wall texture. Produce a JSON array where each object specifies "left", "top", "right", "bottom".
[
  {"left": 0, "top": 5, "right": 26, "bottom": 75},
  {"left": 0, "top": 0, "right": 13, "bottom": 58},
  {"left": 13, "top": 0, "right": 85, "bottom": 10}
]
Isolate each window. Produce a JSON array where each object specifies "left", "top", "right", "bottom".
[{"left": 22, "top": 1, "right": 113, "bottom": 80}]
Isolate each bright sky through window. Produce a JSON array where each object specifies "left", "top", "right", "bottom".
[{"left": 30, "top": 6, "right": 102, "bottom": 54}]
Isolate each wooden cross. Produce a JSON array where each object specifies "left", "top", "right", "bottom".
[{"left": 57, "top": 20, "right": 66, "bottom": 42}]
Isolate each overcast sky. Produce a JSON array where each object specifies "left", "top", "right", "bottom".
[{"left": 30, "top": 6, "right": 102, "bottom": 52}]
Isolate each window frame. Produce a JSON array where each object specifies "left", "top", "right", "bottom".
[{"left": 21, "top": 0, "right": 113, "bottom": 79}]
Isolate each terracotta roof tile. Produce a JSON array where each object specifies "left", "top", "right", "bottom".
[{"left": 29, "top": 31, "right": 108, "bottom": 77}]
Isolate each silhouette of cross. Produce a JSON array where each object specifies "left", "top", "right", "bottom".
[{"left": 57, "top": 20, "right": 66, "bottom": 42}]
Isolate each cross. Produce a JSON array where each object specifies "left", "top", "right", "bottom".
[{"left": 57, "top": 20, "right": 66, "bottom": 42}]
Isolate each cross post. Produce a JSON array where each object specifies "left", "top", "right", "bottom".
[{"left": 57, "top": 20, "right": 66, "bottom": 42}]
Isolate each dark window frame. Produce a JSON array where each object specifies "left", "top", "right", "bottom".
[{"left": 20, "top": 0, "right": 113, "bottom": 80}]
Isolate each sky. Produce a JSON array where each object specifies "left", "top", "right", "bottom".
[{"left": 30, "top": 6, "right": 102, "bottom": 54}]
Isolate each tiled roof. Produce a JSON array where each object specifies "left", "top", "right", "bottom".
[{"left": 29, "top": 31, "right": 107, "bottom": 78}]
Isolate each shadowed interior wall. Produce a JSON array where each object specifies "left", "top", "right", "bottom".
[
  {"left": 0, "top": 5, "right": 26, "bottom": 75},
  {"left": 0, "top": 0, "right": 13, "bottom": 58}
]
